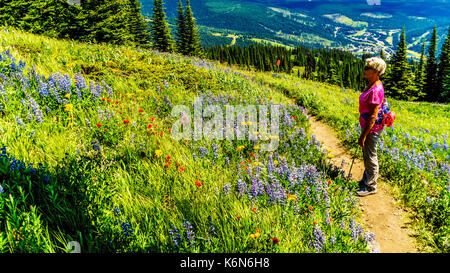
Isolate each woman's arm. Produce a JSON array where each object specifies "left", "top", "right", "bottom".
[{"left": 358, "top": 103, "right": 380, "bottom": 147}]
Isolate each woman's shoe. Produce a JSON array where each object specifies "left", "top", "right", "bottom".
[{"left": 357, "top": 186, "right": 377, "bottom": 197}]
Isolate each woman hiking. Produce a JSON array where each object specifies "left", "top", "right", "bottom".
[{"left": 357, "top": 57, "right": 387, "bottom": 197}]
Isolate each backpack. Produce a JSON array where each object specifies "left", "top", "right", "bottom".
[
  {"left": 377, "top": 98, "right": 395, "bottom": 127},
  {"left": 361, "top": 98, "right": 395, "bottom": 127}
]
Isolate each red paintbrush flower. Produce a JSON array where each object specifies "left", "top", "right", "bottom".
[
  {"left": 195, "top": 180, "right": 202, "bottom": 187},
  {"left": 123, "top": 120, "right": 130, "bottom": 124}
]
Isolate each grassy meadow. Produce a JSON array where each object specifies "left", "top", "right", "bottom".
[
  {"left": 0, "top": 27, "right": 380, "bottom": 253},
  {"left": 238, "top": 69, "right": 449, "bottom": 252}
]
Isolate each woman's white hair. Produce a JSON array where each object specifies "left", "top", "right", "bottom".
[{"left": 365, "top": 57, "right": 386, "bottom": 76}]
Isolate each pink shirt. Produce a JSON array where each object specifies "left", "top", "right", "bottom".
[{"left": 359, "top": 80, "right": 385, "bottom": 133}]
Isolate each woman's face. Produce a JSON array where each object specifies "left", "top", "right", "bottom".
[{"left": 364, "top": 67, "right": 379, "bottom": 80}]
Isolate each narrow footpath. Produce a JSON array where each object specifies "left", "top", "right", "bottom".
[{"left": 308, "top": 114, "right": 419, "bottom": 253}]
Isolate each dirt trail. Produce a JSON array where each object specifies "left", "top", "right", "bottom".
[{"left": 308, "top": 115, "right": 419, "bottom": 253}]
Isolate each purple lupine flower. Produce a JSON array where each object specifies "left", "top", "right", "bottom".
[
  {"left": 37, "top": 80, "right": 50, "bottom": 97},
  {"left": 198, "top": 147, "right": 208, "bottom": 158},
  {"left": 207, "top": 216, "right": 216, "bottom": 237},
  {"left": 29, "top": 98, "right": 44, "bottom": 123},
  {"left": 74, "top": 73, "right": 87, "bottom": 90},
  {"left": 211, "top": 143, "right": 219, "bottom": 159},
  {"left": 223, "top": 183, "right": 231, "bottom": 196},
  {"left": 120, "top": 221, "right": 134, "bottom": 237},
  {"left": 237, "top": 178, "right": 247, "bottom": 198},
  {"left": 92, "top": 139, "right": 101, "bottom": 152},
  {"left": 183, "top": 220, "right": 196, "bottom": 248},
  {"left": 15, "top": 116, "right": 25, "bottom": 127},
  {"left": 169, "top": 225, "right": 182, "bottom": 248},
  {"left": 364, "top": 232, "right": 376, "bottom": 243},
  {"left": 313, "top": 225, "right": 326, "bottom": 252},
  {"left": 102, "top": 80, "right": 113, "bottom": 97},
  {"left": 0, "top": 84, "right": 8, "bottom": 102}
]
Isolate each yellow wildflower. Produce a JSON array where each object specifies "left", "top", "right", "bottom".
[
  {"left": 254, "top": 232, "right": 260, "bottom": 238},
  {"left": 236, "top": 145, "right": 245, "bottom": 151},
  {"left": 154, "top": 150, "right": 163, "bottom": 157},
  {"left": 288, "top": 195, "right": 297, "bottom": 201},
  {"left": 64, "top": 104, "right": 73, "bottom": 112},
  {"left": 249, "top": 234, "right": 255, "bottom": 239},
  {"left": 254, "top": 145, "right": 260, "bottom": 150},
  {"left": 253, "top": 161, "right": 261, "bottom": 167},
  {"left": 273, "top": 160, "right": 278, "bottom": 165},
  {"left": 65, "top": 93, "right": 71, "bottom": 99},
  {"left": 328, "top": 154, "right": 335, "bottom": 159}
]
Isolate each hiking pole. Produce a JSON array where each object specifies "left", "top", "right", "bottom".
[{"left": 347, "top": 146, "right": 359, "bottom": 181}]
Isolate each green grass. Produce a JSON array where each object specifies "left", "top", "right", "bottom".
[
  {"left": 232, "top": 68, "right": 449, "bottom": 252},
  {"left": 0, "top": 28, "right": 376, "bottom": 253}
]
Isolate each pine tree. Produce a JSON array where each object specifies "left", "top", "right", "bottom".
[
  {"left": 424, "top": 26, "right": 439, "bottom": 101},
  {"left": 183, "top": 0, "right": 203, "bottom": 57},
  {"left": 380, "top": 48, "right": 386, "bottom": 61},
  {"left": 0, "top": 0, "right": 29, "bottom": 28},
  {"left": 126, "top": 0, "right": 151, "bottom": 47},
  {"left": 437, "top": 27, "right": 450, "bottom": 102},
  {"left": 150, "top": 0, "right": 174, "bottom": 53},
  {"left": 385, "top": 27, "right": 417, "bottom": 100},
  {"left": 175, "top": 0, "right": 186, "bottom": 54},
  {"left": 443, "top": 65, "right": 450, "bottom": 103},
  {"left": 414, "top": 41, "right": 426, "bottom": 99},
  {"left": 80, "top": 0, "right": 133, "bottom": 45}
]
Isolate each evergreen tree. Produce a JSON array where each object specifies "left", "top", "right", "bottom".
[
  {"left": 385, "top": 27, "right": 418, "bottom": 100},
  {"left": 0, "top": 0, "right": 29, "bottom": 28},
  {"left": 126, "top": 0, "right": 151, "bottom": 47},
  {"left": 183, "top": 0, "right": 203, "bottom": 57},
  {"left": 81, "top": 0, "right": 132, "bottom": 45},
  {"left": 414, "top": 41, "right": 426, "bottom": 99},
  {"left": 443, "top": 65, "right": 450, "bottom": 103},
  {"left": 424, "top": 26, "right": 439, "bottom": 101},
  {"left": 150, "top": 0, "right": 174, "bottom": 53},
  {"left": 380, "top": 48, "right": 386, "bottom": 61},
  {"left": 175, "top": 0, "right": 186, "bottom": 54},
  {"left": 437, "top": 27, "right": 450, "bottom": 102}
]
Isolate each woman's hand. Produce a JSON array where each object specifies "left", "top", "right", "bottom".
[{"left": 358, "top": 135, "right": 366, "bottom": 147}]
